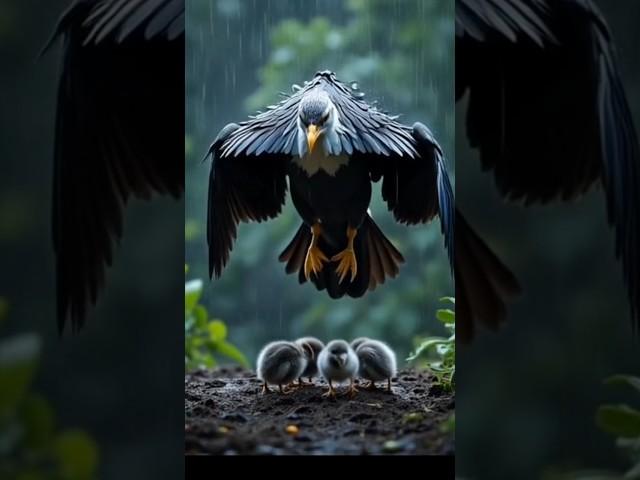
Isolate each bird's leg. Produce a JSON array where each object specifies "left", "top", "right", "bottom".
[
  {"left": 308, "top": 377, "right": 314, "bottom": 385},
  {"left": 279, "top": 384, "right": 291, "bottom": 395},
  {"left": 304, "top": 222, "right": 329, "bottom": 280},
  {"left": 331, "top": 226, "right": 358, "bottom": 284},
  {"left": 365, "top": 380, "right": 377, "bottom": 391},
  {"left": 261, "top": 382, "right": 271, "bottom": 395},
  {"left": 387, "top": 378, "right": 392, "bottom": 393},
  {"left": 296, "top": 377, "right": 312, "bottom": 388},
  {"left": 322, "top": 380, "right": 337, "bottom": 399},
  {"left": 346, "top": 378, "right": 359, "bottom": 399}
]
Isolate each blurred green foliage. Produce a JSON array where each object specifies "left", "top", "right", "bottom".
[
  {"left": 545, "top": 375, "right": 640, "bottom": 480},
  {"left": 184, "top": 274, "right": 249, "bottom": 371},
  {"left": 0, "top": 299, "right": 98, "bottom": 480},
  {"left": 186, "top": 0, "right": 454, "bottom": 366},
  {"left": 408, "top": 297, "right": 455, "bottom": 391}
]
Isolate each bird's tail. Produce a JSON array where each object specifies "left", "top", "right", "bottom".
[
  {"left": 279, "top": 214, "right": 404, "bottom": 298},
  {"left": 456, "top": 210, "right": 522, "bottom": 343}
]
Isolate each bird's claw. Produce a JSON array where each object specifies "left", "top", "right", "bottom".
[
  {"left": 322, "top": 388, "right": 337, "bottom": 400},
  {"left": 342, "top": 385, "right": 359, "bottom": 399},
  {"left": 332, "top": 248, "right": 357, "bottom": 284},
  {"left": 304, "top": 245, "right": 328, "bottom": 280}
]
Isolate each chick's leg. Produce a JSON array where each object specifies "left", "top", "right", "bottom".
[
  {"left": 322, "top": 380, "right": 337, "bottom": 399},
  {"left": 331, "top": 226, "right": 358, "bottom": 284},
  {"left": 261, "top": 382, "right": 271, "bottom": 395},
  {"left": 346, "top": 378, "right": 359, "bottom": 399},
  {"left": 304, "top": 223, "right": 329, "bottom": 280}
]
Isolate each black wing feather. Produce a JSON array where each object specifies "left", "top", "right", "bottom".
[
  {"left": 374, "top": 122, "right": 454, "bottom": 273},
  {"left": 206, "top": 125, "right": 288, "bottom": 279},
  {"left": 458, "top": 0, "right": 640, "bottom": 330},
  {"left": 51, "top": 0, "right": 184, "bottom": 332}
]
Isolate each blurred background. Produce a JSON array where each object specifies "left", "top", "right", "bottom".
[
  {"left": 0, "top": 1, "right": 184, "bottom": 478},
  {"left": 186, "top": 0, "right": 455, "bottom": 370},
  {"left": 456, "top": 2, "right": 640, "bottom": 479}
]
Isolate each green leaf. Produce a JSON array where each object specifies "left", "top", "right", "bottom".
[
  {"left": 436, "top": 309, "right": 455, "bottom": 324},
  {"left": 439, "top": 296, "right": 455, "bottom": 305},
  {"left": 596, "top": 405, "right": 640, "bottom": 438},
  {"left": 52, "top": 430, "right": 99, "bottom": 480},
  {"left": 0, "top": 334, "right": 41, "bottom": 418},
  {"left": 216, "top": 341, "right": 250, "bottom": 368},
  {"left": 20, "top": 394, "right": 55, "bottom": 448},
  {"left": 406, "top": 337, "right": 448, "bottom": 362},
  {"left": 208, "top": 320, "right": 227, "bottom": 342},
  {"left": 193, "top": 305, "right": 209, "bottom": 329},
  {"left": 606, "top": 375, "right": 640, "bottom": 396},
  {"left": 184, "top": 279, "right": 203, "bottom": 314}
]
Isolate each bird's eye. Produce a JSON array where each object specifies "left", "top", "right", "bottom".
[
  {"left": 320, "top": 112, "right": 329, "bottom": 124},
  {"left": 300, "top": 116, "right": 309, "bottom": 127}
]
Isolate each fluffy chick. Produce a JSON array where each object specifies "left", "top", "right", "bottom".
[
  {"left": 294, "top": 337, "right": 325, "bottom": 385},
  {"left": 317, "top": 339, "right": 359, "bottom": 399},
  {"left": 256, "top": 340, "right": 309, "bottom": 394},
  {"left": 353, "top": 338, "right": 397, "bottom": 392},
  {"left": 350, "top": 337, "right": 369, "bottom": 351}
]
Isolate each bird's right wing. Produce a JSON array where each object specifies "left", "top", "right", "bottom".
[
  {"left": 51, "top": 0, "right": 184, "bottom": 332},
  {"left": 206, "top": 124, "right": 289, "bottom": 279},
  {"left": 457, "top": 0, "right": 640, "bottom": 331}
]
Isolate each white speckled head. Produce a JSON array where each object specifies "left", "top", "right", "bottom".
[{"left": 296, "top": 89, "right": 344, "bottom": 157}]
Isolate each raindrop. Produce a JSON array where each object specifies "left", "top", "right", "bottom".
[
  {"left": 350, "top": 82, "right": 359, "bottom": 90},
  {"left": 292, "top": 84, "right": 302, "bottom": 92}
]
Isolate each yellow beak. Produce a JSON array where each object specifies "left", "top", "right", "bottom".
[{"left": 307, "top": 124, "right": 320, "bottom": 154}]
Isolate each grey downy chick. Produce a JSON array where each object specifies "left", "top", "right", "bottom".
[
  {"left": 353, "top": 338, "right": 397, "bottom": 392},
  {"left": 317, "top": 339, "right": 359, "bottom": 399},
  {"left": 350, "top": 337, "right": 369, "bottom": 352},
  {"left": 256, "top": 340, "right": 310, "bottom": 394},
  {"left": 294, "top": 336, "right": 325, "bottom": 386}
]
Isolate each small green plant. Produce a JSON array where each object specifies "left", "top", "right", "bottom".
[
  {"left": 184, "top": 275, "right": 249, "bottom": 371},
  {"left": 0, "top": 298, "right": 99, "bottom": 480},
  {"left": 407, "top": 297, "right": 455, "bottom": 391},
  {"left": 545, "top": 374, "right": 640, "bottom": 480}
]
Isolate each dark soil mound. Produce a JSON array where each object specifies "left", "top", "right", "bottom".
[{"left": 185, "top": 367, "right": 454, "bottom": 455}]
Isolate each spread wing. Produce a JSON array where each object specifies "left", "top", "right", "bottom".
[
  {"left": 457, "top": 0, "right": 640, "bottom": 330},
  {"left": 50, "top": 0, "right": 184, "bottom": 332},
  {"left": 372, "top": 123, "right": 454, "bottom": 272},
  {"left": 219, "top": 71, "right": 418, "bottom": 159},
  {"left": 206, "top": 124, "right": 288, "bottom": 279}
]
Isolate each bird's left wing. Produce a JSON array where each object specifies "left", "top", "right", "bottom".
[
  {"left": 206, "top": 124, "right": 288, "bottom": 279},
  {"left": 376, "top": 123, "right": 454, "bottom": 272}
]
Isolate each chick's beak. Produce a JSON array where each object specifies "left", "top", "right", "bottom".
[
  {"left": 338, "top": 353, "right": 347, "bottom": 366},
  {"left": 307, "top": 124, "right": 320, "bottom": 153}
]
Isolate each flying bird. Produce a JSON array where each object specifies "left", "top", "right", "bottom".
[
  {"left": 207, "top": 70, "right": 455, "bottom": 299},
  {"left": 317, "top": 339, "right": 360, "bottom": 399},
  {"left": 46, "top": 0, "right": 184, "bottom": 332},
  {"left": 456, "top": 0, "right": 640, "bottom": 341}
]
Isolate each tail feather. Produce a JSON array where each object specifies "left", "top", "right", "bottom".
[
  {"left": 279, "top": 215, "right": 404, "bottom": 298},
  {"left": 456, "top": 210, "right": 522, "bottom": 343}
]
